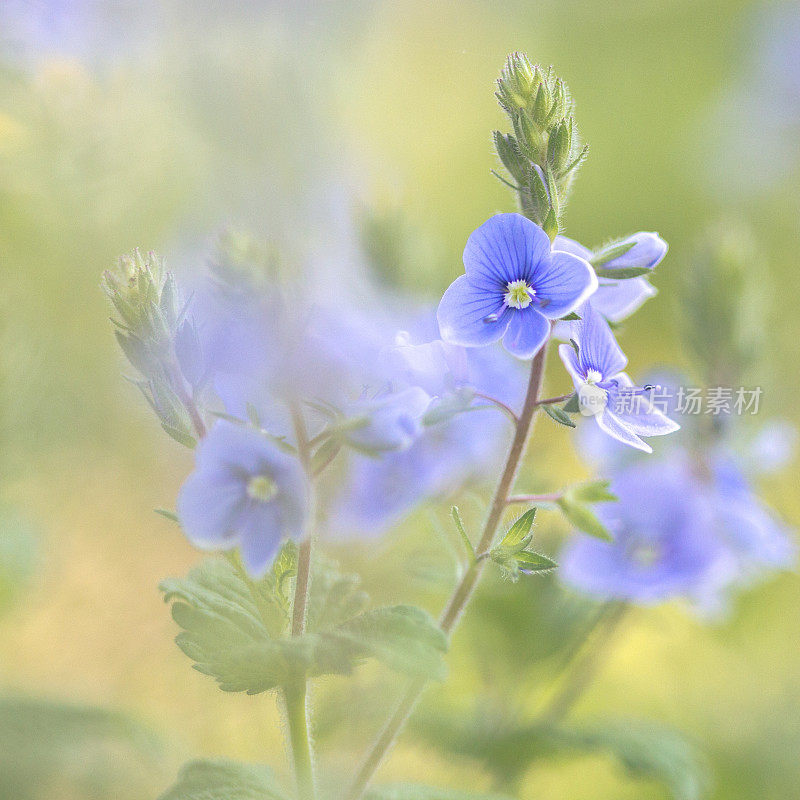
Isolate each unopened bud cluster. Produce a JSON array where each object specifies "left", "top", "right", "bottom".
[
  {"left": 103, "top": 249, "right": 205, "bottom": 446},
  {"left": 494, "top": 53, "right": 587, "bottom": 239}
]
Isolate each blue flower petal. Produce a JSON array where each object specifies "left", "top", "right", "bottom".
[
  {"left": 558, "top": 342, "right": 585, "bottom": 384},
  {"left": 462, "top": 213, "right": 551, "bottom": 291},
  {"left": 602, "top": 232, "right": 667, "bottom": 271},
  {"left": 237, "top": 505, "right": 285, "bottom": 577},
  {"left": 596, "top": 408, "right": 652, "bottom": 453},
  {"left": 501, "top": 308, "right": 550, "bottom": 359},
  {"left": 592, "top": 277, "right": 656, "bottom": 322},
  {"left": 575, "top": 302, "right": 627, "bottom": 379},
  {"left": 437, "top": 274, "right": 509, "bottom": 348},
  {"left": 177, "top": 468, "right": 244, "bottom": 548},
  {"left": 532, "top": 249, "right": 597, "bottom": 318},
  {"left": 552, "top": 235, "right": 592, "bottom": 260}
]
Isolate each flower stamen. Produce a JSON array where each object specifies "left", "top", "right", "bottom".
[
  {"left": 247, "top": 474, "right": 278, "bottom": 503},
  {"left": 504, "top": 279, "right": 535, "bottom": 309}
]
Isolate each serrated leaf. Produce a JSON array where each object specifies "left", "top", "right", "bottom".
[
  {"left": 161, "top": 558, "right": 446, "bottom": 694},
  {"left": 500, "top": 508, "right": 536, "bottom": 548},
  {"left": 542, "top": 404, "right": 576, "bottom": 427},
  {"left": 157, "top": 759, "right": 288, "bottom": 800},
  {"left": 556, "top": 498, "right": 613, "bottom": 541},
  {"left": 366, "top": 784, "right": 514, "bottom": 800}
]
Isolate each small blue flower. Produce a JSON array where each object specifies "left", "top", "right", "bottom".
[
  {"left": 177, "top": 421, "right": 309, "bottom": 576},
  {"left": 559, "top": 303, "right": 679, "bottom": 452},
  {"left": 437, "top": 214, "right": 597, "bottom": 359},
  {"left": 560, "top": 459, "right": 730, "bottom": 605},
  {"left": 554, "top": 232, "right": 665, "bottom": 323},
  {"left": 344, "top": 387, "right": 432, "bottom": 454}
]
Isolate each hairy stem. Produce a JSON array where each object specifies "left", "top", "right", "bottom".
[
  {"left": 344, "top": 341, "right": 550, "bottom": 800},
  {"left": 284, "top": 675, "right": 315, "bottom": 800},
  {"left": 285, "top": 406, "right": 316, "bottom": 799}
]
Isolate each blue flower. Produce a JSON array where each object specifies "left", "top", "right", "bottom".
[
  {"left": 177, "top": 421, "right": 309, "bottom": 576},
  {"left": 328, "top": 338, "right": 524, "bottom": 537},
  {"left": 554, "top": 232, "right": 665, "bottom": 323},
  {"left": 437, "top": 214, "right": 597, "bottom": 359},
  {"left": 560, "top": 459, "right": 731, "bottom": 605},
  {"left": 344, "top": 387, "right": 432, "bottom": 454},
  {"left": 559, "top": 303, "right": 678, "bottom": 452}
]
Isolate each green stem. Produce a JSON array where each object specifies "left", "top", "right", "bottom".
[
  {"left": 538, "top": 601, "right": 629, "bottom": 725},
  {"left": 284, "top": 675, "right": 315, "bottom": 800},
  {"left": 285, "top": 406, "right": 316, "bottom": 800},
  {"left": 344, "top": 340, "right": 551, "bottom": 800}
]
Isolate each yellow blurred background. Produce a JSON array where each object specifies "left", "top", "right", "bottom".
[{"left": 1, "top": 1, "right": 798, "bottom": 798}]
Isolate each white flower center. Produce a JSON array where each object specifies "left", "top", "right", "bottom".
[
  {"left": 578, "top": 381, "right": 608, "bottom": 417},
  {"left": 504, "top": 279, "right": 534, "bottom": 309},
  {"left": 246, "top": 474, "right": 278, "bottom": 503},
  {"left": 585, "top": 369, "right": 603, "bottom": 384}
]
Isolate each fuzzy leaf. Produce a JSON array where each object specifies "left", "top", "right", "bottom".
[
  {"left": 556, "top": 497, "right": 612, "bottom": 541},
  {"left": 500, "top": 508, "right": 537, "bottom": 549},
  {"left": 157, "top": 759, "right": 287, "bottom": 800},
  {"left": 160, "top": 557, "right": 446, "bottom": 694}
]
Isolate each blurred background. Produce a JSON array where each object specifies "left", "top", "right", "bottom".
[{"left": 1, "top": 1, "right": 798, "bottom": 798}]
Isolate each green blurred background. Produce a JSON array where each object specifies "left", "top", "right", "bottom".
[{"left": 1, "top": 1, "right": 798, "bottom": 798}]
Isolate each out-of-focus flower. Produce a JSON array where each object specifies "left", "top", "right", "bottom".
[
  {"left": 329, "top": 337, "right": 524, "bottom": 537},
  {"left": 560, "top": 459, "right": 731, "bottom": 605},
  {"left": 554, "top": 233, "right": 664, "bottom": 323},
  {"left": 559, "top": 303, "right": 679, "bottom": 452},
  {"left": 437, "top": 214, "right": 596, "bottom": 359},
  {"left": 177, "top": 421, "right": 309, "bottom": 576},
  {"left": 343, "top": 387, "right": 432, "bottom": 454}
]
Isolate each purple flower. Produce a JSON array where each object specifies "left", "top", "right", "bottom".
[
  {"left": 177, "top": 421, "right": 309, "bottom": 576},
  {"left": 437, "top": 214, "right": 597, "bottom": 359},
  {"left": 560, "top": 459, "right": 730, "bottom": 605},
  {"left": 559, "top": 303, "right": 679, "bottom": 452},
  {"left": 554, "top": 232, "right": 665, "bottom": 323}
]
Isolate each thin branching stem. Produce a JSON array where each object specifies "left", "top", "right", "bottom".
[{"left": 344, "top": 337, "right": 551, "bottom": 800}]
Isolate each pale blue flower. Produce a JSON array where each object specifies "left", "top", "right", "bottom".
[
  {"left": 559, "top": 303, "right": 679, "bottom": 452},
  {"left": 561, "top": 459, "right": 731, "bottom": 605},
  {"left": 553, "top": 232, "right": 665, "bottom": 323},
  {"left": 438, "top": 214, "right": 597, "bottom": 359},
  {"left": 177, "top": 421, "right": 309, "bottom": 576},
  {"left": 343, "top": 387, "right": 432, "bottom": 454}
]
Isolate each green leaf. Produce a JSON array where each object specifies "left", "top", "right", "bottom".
[
  {"left": 160, "top": 557, "right": 446, "bottom": 694},
  {"left": 0, "top": 695, "right": 165, "bottom": 800},
  {"left": 331, "top": 604, "right": 448, "bottom": 681},
  {"left": 513, "top": 551, "right": 557, "bottom": 574},
  {"left": 562, "top": 393, "right": 580, "bottom": 414},
  {"left": 542, "top": 404, "right": 576, "bottom": 428},
  {"left": 556, "top": 497, "right": 612, "bottom": 541},
  {"left": 567, "top": 480, "right": 618, "bottom": 504},
  {"left": 157, "top": 759, "right": 288, "bottom": 800},
  {"left": 559, "top": 311, "right": 581, "bottom": 321},
  {"left": 595, "top": 265, "right": 653, "bottom": 280},
  {"left": 590, "top": 240, "right": 636, "bottom": 268},
  {"left": 154, "top": 508, "right": 179, "bottom": 523},
  {"left": 366, "top": 784, "right": 514, "bottom": 800},
  {"left": 160, "top": 422, "right": 197, "bottom": 449},
  {"left": 500, "top": 507, "right": 536, "bottom": 549},
  {"left": 451, "top": 506, "right": 477, "bottom": 561}
]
